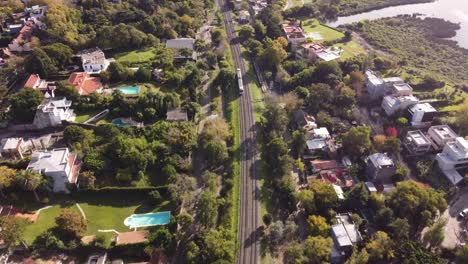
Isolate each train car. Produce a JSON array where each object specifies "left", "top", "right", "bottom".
[{"left": 237, "top": 68, "right": 244, "bottom": 94}]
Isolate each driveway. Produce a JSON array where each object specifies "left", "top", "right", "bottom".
[{"left": 441, "top": 188, "right": 468, "bottom": 248}]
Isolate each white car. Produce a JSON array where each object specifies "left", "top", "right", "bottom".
[{"left": 459, "top": 208, "right": 468, "bottom": 219}]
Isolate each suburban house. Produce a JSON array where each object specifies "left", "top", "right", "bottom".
[
  {"left": 294, "top": 109, "right": 317, "bottom": 138},
  {"left": 427, "top": 125, "right": 458, "bottom": 150},
  {"left": 408, "top": 103, "right": 437, "bottom": 127},
  {"left": 24, "top": 5, "right": 47, "bottom": 29},
  {"left": 436, "top": 137, "right": 468, "bottom": 185},
  {"left": 166, "top": 108, "right": 188, "bottom": 122},
  {"left": 27, "top": 148, "right": 81, "bottom": 193},
  {"left": 365, "top": 70, "right": 385, "bottom": 100},
  {"left": 306, "top": 138, "right": 328, "bottom": 154},
  {"left": 381, "top": 94, "right": 419, "bottom": 116},
  {"left": 281, "top": 21, "right": 306, "bottom": 49},
  {"left": 23, "top": 73, "right": 56, "bottom": 97},
  {"left": 238, "top": 10, "right": 250, "bottom": 23},
  {"left": 365, "top": 153, "right": 396, "bottom": 183},
  {"left": 8, "top": 25, "right": 33, "bottom": 52},
  {"left": 67, "top": 72, "right": 103, "bottom": 96},
  {"left": 33, "top": 97, "right": 75, "bottom": 129},
  {"left": 330, "top": 213, "right": 362, "bottom": 263},
  {"left": 0, "top": 137, "right": 25, "bottom": 159},
  {"left": 296, "top": 42, "right": 341, "bottom": 62},
  {"left": 77, "top": 47, "right": 112, "bottom": 73},
  {"left": 165, "top": 38, "right": 197, "bottom": 60},
  {"left": 404, "top": 130, "right": 432, "bottom": 155},
  {"left": 7, "top": 24, "right": 23, "bottom": 35},
  {"left": 252, "top": 0, "right": 268, "bottom": 15}
]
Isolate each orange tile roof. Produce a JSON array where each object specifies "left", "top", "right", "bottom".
[
  {"left": 15, "top": 25, "right": 33, "bottom": 43},
  {"left": 24, "top": 74, "right": 40, "bottom": 88},
  {"left": 67, "top": 72, "right": 103, "bottom": 96},
  {"left": 310, "top": 159, "right": 340, "bottom": 171}
]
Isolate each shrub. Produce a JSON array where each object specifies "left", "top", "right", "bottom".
[{"left": 148, "top": 190, "right": 161, "bottom": 205}]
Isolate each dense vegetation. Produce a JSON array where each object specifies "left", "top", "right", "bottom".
[{"left": 352, "top": 16, "right": 468, "bottom": 85}]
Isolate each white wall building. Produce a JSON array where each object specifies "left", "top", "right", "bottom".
[
  {"left": 403, "top": 130, "right": 432, "bottom": 155},
  {"left": 427, "top": 125, "right": 458, "bottom": 150},
  {"left": 436, "top": 137, "right": 468, "bottom": 185},
  {"left": 33, "top": 97, "right": 75, "bottom": 129},
  {"left": 365, "top": 70, "right": 385, "bottom": 100},
  {"left": 381, "top": 94, "right": 419, "bottom": 116},
  {"left": 27, "top": 148, "right": 80, "bottom": 192},
  {"left": 408, "top": 103, "right": 437, "bottom": 127},
  {"left": 77, "top": 47, "right": 112, "bottom": 73}
]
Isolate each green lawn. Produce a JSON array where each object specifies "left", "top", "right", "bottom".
[
  {"left": 302, "top": 19, "right": 344, "bottom": 42},
  {"left": 335, "top": 40, "right": 366, "bottom": 59},
  {"left": 115, "top": 47, "right": 157, "bottom": 66},
  {"left": 22, "top": 193, "right": 173, "bottom": 246}
]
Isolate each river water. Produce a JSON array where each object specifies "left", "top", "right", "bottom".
[{"left": 327, "top": 0, "right": 468, "bottom": 49}]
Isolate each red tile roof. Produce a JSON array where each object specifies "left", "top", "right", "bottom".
[
  {"left": 67, "top": 72, "right": 103, "bottom": 96},
  {"left": 117, "top": 231, "right": 149, "bottom": 245},
  {"left": 24, "top": 74, "right": 40, "bottom": 88},
  {"left": 15, "top": 25, "right": 33, "bottom": 43},
  {"left": 310, "top": 160, "right": 340, "bottom": 171},
  {"left": 301, "top": 42, "right": 325, "bottom": 53}
]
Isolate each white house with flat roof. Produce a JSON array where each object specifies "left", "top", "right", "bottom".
[
  {"left": 427, "top": 125, "right": 458, "bottom": 150},
  {"left": 330, "top": 213, "right": 362, "bottom": 263},
  {"left": 381, "top": 94, "right": 419, "bottom": 116},
  {"left": 0, "top": 137, "right": 25, "bottom": 159},
  {"left": 408, "top": 103, "right": 437, "bottom": 127},
  {"left": 27, "top": 148, "right": 80, "bottom": 192},
  {"left": 366, "top": 153, "right": 396, "bottom": 183},
  {"left": 387, "top": 82, "right": 413, "bottom": 96},
  {"left": 404, "top": 130, "right": 432, "bottom": 155},
  {"left": 365, "top": 70, "right": 385, "bottom": 100},
  {"left": 436, "top": 137, "right": 468, "bottom": 185},
  {"left": 33, "top": 97, "right": 75, "bottom": 129}
]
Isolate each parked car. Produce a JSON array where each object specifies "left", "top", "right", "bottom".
[{"left": 459, "top": 208, "right": 468, "bottom": 219}]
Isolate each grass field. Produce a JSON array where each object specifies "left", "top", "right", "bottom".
[
  {"left": 115, "top": 48, "right": 157, "bottom": 65},
  {"left": 22, "top": 193, "right": 173, "bottom": 245},
  {"left": 301, "top": 18, "right": 366, "bottom": 59}
]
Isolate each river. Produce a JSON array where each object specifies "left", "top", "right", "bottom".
[{"left": 327, "top": 0, "right": 468, "bottom": 49}]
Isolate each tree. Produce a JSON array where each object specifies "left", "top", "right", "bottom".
[
  {"left": 373, "top": 134, "right": 386, "bottom": 152},
  {"left": 79, "top": 171, "right": 96, "bottom": 189},
  {"left": 211, "top": 28, "right": 225, "bottom": 45},
  {"left": 108, "top": 61, "right": 130, "bottom": 82},
  {"left": 345, "top": 183, "right": 369, "bottom": 209},
  {"left": 306, "top": 83, "right": 333, "bottom": 114},
  {"left": 284, "top": 241, "right": 307, "bottom": 264},
  {"left": 456, "top": 245, "right": 468, "bottom": 264},
  {"left": 149, "top": 227, "right": 173, "bottom": 250},
  {"left": 290, "top": 129, "right": 306, "bottom": 158},
  {"left": 261, "top": 138, "right": 292, "bottom": 180},
  {"left": 387, "top": 181, "right": 447, "bottom": 229},
  {"left": 24, "top": 48, "right": 58, "bottom": 78},
  {"left": 269, "top": 220, "right": 285, "bottom": 246},
  {"left": 384, "top": 137, "right": 401, "bottom": 160},
  {"left": 204, "top": 139, "right": 228, "bottom": 168},
  {"left": 260, "top": 100, "right": 288, "bottom": 140},
  {"left": 0, "top": 216, "right": 27, "bottom": 248},
  {"left": 200, "top": 228, "right": 235, "bottom": 263},
  {"left": 395, "top": 240, "right": 445, "bottom": 264},
  {"left": 134, "top": 67, "right": 152, "bottom": 82},
  {"left": 346, "top": 248, "right": 369, "bottom": 264},
  {"left": 303, "top": 236, "right": 332, "bottom": 264},
  {"left": 263, "top": 213, "right": 272, "bottom": 226},
  {"left": 238, "top": 25, "right": 254, "bottom": 42},
  {"left": 0, "top": 166, "right": 16, "bottom": 197},
  {"left": 42, "top": 43, "right": 73, "bottom": 68},
  {"left": 455, "top": 103, "right": 468, "bottom": 136},
  {"left": 9, "top": 88, "right": 44, "bottom": 122},
  {"left": 55, "top": 209, "right": 87, "bottom": 239},
  {"left": 389, "top": 218, "right": 410, "bottom": 241},
  {"left": 366, "top": 231, "right": 394, "bottom": 261},
  {"left": 15, "top": 170, "right": 44, "bottom": 201},
  {"left": 55, "top": 81, "right": 80, "bottom": 102},
  {"left": 316, "top": 111, "right": 333, "bottom": 131},
  {"left": 335, "top": 86, "right": 356, "bottom": 108},
  {"left": 63, "top": 125, "right": 93, "bottom": 148},
  {"left": 423, "top": 218, "right": 446, "bottom": 249},
  {"left": 341, "top": 126, "right": 371, "bottom": 159},
  {"left": 309, "top": 179, "right": 339, "bottom": 212},
  {"left": 259, "top": 40, "right": 287, "bottom": 69},
  {"left": 313, "top": 61, "right": 343, "bottom": 84},
  {"left": 196, "top": 191, "right": 218, "bottom": 228},
  {"left": 307, "top": 215, "right": 330, "bottom": 237}
]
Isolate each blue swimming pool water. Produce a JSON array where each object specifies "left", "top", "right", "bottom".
[
  {"left": 111, "top": 118, "right": 131, "bottom": 127},
  {"left": 114, "top": 86, "right": 140, "bottom": 95},
  {"left": 124, "top": 211, "right": 171, "bottom": 228}
]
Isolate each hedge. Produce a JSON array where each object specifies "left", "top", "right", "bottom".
[{"left": 73, "top": 186, "right": 168, "bottom": 198}]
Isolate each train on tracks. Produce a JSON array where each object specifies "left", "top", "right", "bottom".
[{"left": 237, "top": 68, "right": 244, "bottom": 95}]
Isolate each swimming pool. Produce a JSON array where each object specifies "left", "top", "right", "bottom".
[
  {"left": 114, "top": 86, "right": 140, "bottom": 95},
  {"left": 112, "top": 118, "right": 131, "bottom": 127},
  {"left": 124, "top": 211, "right": 171, "bottom": 228}
]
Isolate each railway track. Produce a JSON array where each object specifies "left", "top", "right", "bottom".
[{"left": 218, "top": 1, "right": 260, "bottom": 263}]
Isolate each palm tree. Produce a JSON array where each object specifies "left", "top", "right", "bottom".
[
  {"left": 0, "top": 166, "right": 16, "bottom": 198},
  {"left": 16, "top": 170, "right": 44, "bottom": 201}
]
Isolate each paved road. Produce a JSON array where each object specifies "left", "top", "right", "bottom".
[{"left": 218, "top": 0, "right": 260, "bottom": 263}]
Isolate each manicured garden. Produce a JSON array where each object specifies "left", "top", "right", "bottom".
[{"left": 115, "top": 47, "right": 157, "bottom": 66}]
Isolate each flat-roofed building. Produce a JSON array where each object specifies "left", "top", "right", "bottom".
[
  {"left": 408, "top": 103, "right": 437, "bottom": 127},
  {"left": 366, "top": 153, "right": 396, "bottom": 183},
  {"left": 436, "top": 137, "right": 468, "bottom": 185},
  {"left": 381, "top": 94, "right": 419, "bottom": 116},
  {"left": 27, "top": 148, "right": 81, "bottom": 192},
  {"left": 330, "top": 213, "right": 362, "bottom": 263},
  {"left": 0, "top": 137, "right": 25, "bottom": 159},
  {"left": 33, "top": 97, "right": 75, "bottom": 129},
  {"left": 387, "top": 82, "right": 413, "bottom": 96},
  {"left": 427, "top": 125, "right": 458, "bottom": 150},
  {"left": 365, "top": 70, "right": 385, "bottom": 100},
  {"left": 404, "top": 130, "right": 432, "bottom": 155}
]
